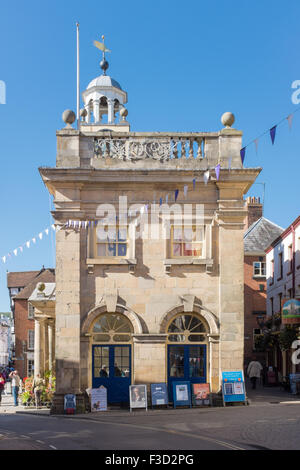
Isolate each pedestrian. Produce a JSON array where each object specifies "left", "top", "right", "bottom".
[
  {"left": 0, "top": 370, "right": 6, "bottom": 405},
  {"left": 9, "top": 370, "right": 21, "bottom": 406},
  {"left": 100, "top": 365, "right": 108, "bottom": 377},
  {"left": 247, "top": 356, "right": 263, "bottom": 390},
  {"left": 32, "top": 374, "right": 45, "bottom": 408}
]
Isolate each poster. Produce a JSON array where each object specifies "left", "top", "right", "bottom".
[
  {"left": 222, "top": 371, "right": 246, "bottom": 404},
  {"left": 91, "top": 386, "right": 107, "bottom": 412},
  {"left": 172, "top": 381, "right": 191, "bottom": 408},
  {"left": 151, "top": 383, "right": 168, "bottom": 406},
  {"left": 64, "top": 394, "right": 76, "bottom": 414},
  {"left": 234, "top": 382, "right": 244, "bottom": 395},
  {"left": 129, "top": 384, "right": 147, "bottom": 410},
  {"left": 192, "top": 383, "right": 210, "bottom": 406},
  {"left": 176, "top": 384, "right": 188, "bottom": 401}
]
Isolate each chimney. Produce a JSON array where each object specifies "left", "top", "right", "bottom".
[{"left": 244, "top": 196, "right": 263, "bottom": 230}]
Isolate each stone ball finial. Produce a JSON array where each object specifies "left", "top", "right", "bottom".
[
  {"left": 62, "top": 109, "right": 76, "bottom": 127},
  {"left": 120, "top": 106, "right": 128, "bottom": 118},
  {"left": 221, "top": 112, "right": 235, "bottom": 128}
]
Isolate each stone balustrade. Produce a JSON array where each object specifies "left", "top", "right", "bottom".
[{"left": 56, "top": 129, "right": 244, "bottom": 170}]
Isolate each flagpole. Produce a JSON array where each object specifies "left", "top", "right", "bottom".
[{"left": 76, "top": 22, "right": 80, "bottom": 130}]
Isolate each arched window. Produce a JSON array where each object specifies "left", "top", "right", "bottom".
[
  {"left": 92, "top": 314, "right": 133, "bottom": 343},
  {"left": 167, "top": 314, "right": 207, "bottom": 343}
]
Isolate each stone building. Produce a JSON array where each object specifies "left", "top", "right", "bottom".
[{"left": 37, "top": 52, "right": 261, "bottom": 413}]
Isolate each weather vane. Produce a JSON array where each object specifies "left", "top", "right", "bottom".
[{"left": 93, "top": 35, "right": 111, "bottom": 75}]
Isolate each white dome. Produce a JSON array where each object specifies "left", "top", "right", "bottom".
[{"left": 87, "top": 74, "right": 122, "bottom": 90}]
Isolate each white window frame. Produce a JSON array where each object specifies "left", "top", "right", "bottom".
[
  {"left": 253, "top": 261, "right": 266, "bottom": 277},
  {"left": 28, "top": 330, "right": 34, "bottom": 350},
  {"left": 28, "top": 303, "right": 35, "bottom": 319}
]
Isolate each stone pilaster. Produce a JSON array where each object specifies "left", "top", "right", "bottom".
[
  {"left": 51, "top": 226, "right": 85, "bottom": 414},
  {"left": 216, "top": 182, "right": 248, "bottom": 377}
]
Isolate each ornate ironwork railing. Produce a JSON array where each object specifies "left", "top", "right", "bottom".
[{"left": 94, "top": 136, "right": 205, "bottom": 162}]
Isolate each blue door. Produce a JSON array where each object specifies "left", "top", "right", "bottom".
[
  {"left": 167, "top": 344, "right": 207, "bottom": 400},
  {"left": 92, "top": 345, "right": 131, "bottom": 404}
]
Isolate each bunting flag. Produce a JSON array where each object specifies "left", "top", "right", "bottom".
[
  {"left": 183, "top": 185, "right": 188, "bottom": 197},
  {"left": 270, "top": 126, "right": 276, "bottom": 145},
  {"left": 238, "top": 105, "right": 300, "bottom": 163},
  {"left": 166, "top": 194, "right": 169, "bottom": 203},
  {"left": 1, "top": 224, "right": 62, "bottom": 264},
  {"left": 228, "top": 157, "right": 232, "bottom": 170},
  {"left": 240, "top": 147, "right": 246, "bottom": 165},
  {"left": 175, "top": 189, "right": 179, "bottom": 201},
  {"left": 159, "top": 197, "right": 162, "bottom": 206},
  {"left": 193, "top": 178, "right": 196, "bottom": 190},
  {"left": 287, "top": 114, "right": 293, "bottom": 130},
  {"left": 215, "top": 164, "right": 220, "bottom": 181}
]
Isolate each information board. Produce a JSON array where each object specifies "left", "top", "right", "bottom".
[
  {"left": 151, "top": 383, "right": 168, "bottom": 407},
  {"left": 129, "top": 384, "right": 147, "bottom": 411},
  {"left": 91, "top": 386, "right": 107, "bottom": 412},
  {"left": 172, "top": 381, "right": 192, "bottom": 408},
  {"left": 222, "top": 371, "right": 246, "bottom": 405},
  {"left": 64, "top": 394, "right": 76, "bottom": 414},
  {"left": 192, "top": 383, "right": 211, "bottom": 406}
]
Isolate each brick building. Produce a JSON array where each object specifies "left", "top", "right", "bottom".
[
  {"left": 7, "top": 268, "right": 55, "bottom": 377},
  {"left": 243, "top": 197, "right": 283, "bottom": 367},
  {"left": 265, "top": 215, "right": 300, "bottom": 376}
]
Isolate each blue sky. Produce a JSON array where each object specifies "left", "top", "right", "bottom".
[{"left": 0, "top": 0, "right": 299, "bottom": 310}]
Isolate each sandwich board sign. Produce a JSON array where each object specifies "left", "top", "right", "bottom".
[
  {"left": 64, "top": 394, "right": 76, "bottom": 414},
  {"left": 129, "top": 384, "right": 147, "bottom": 411},
  {"left": 192, "top": 383, "right": 211, "bottom": 406},
  {"left": 151, "top": 383, "right": 168, "bottom": 407},
  {"left": 222, "top": 371, "right": 247, "bottom": 406},
  {"left": 91, "top": 386, "right": 107, "bottom": 412},
  {"left": 172, "top": 381, "right": 192, "bottom": 408}
]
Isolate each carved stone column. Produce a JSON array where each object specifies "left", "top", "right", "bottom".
[
  {"left": 93, "top": 99, "right": 100, "bottom": 123},
  {"left": 43, "top": 320, "right": 49, "bottom": 372},
  {"left": 34, "top": 319, "right": 41, "bottom": 379},
  {"left": 107, "top": 99, "right": 115, "bottom": 124},
  {"left": 48, "top": 320, "right": 55, "bottom": 373}
]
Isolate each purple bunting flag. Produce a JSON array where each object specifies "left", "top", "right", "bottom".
[
  {"left": 270, "top": 126, "right": 276, "bottom": 145},
  {"left": 215, "top": 164, "right": 220, "bottom": 181},
  {"left": 175, "top": 189, "right": 179, "bottom": 201},
  {"left": 240, "top": 147, "right": 246, "bottom": 165}
]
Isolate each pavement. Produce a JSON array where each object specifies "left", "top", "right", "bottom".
[
  {"left": 2, "top": 386, "right": 300, "bottom": 450},
  {"left": 1, "top": 381, "right": 300, "bottom": 418}
]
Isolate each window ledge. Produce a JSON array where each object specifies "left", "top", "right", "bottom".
[
  {"left": 164, "top": 258, "right": 213, "bottom": 266},
  {"left": 87, "top": 258, "right": 137, "bottom": 266},
  {"left": 253, "top": 275, "right": 266, "bottom": 280}
]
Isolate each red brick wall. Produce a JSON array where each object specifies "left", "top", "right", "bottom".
[
  {"left": 14, "top": 299, "right": 34, "bottom": 378},
  {"left": 244, "top": 255, "right": 267, "bottom": 366},
  {"left": 244, "top": 197, "right": 263, "bottom": 230}
]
